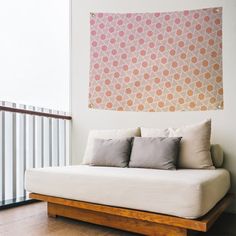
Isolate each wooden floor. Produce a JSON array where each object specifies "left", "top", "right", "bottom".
[{"left": 0, "top": 202, "right": 236, "bottom": 236}]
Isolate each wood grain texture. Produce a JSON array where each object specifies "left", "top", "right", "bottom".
[
  {"left": 29, "top": 192, "right": 234, "bottom": 233},
  {"left": 30, "top": 193, "right": 199, "bottom": 231},
  {"left": 48, "top": 202, "right": 187, "bottom": 236}
]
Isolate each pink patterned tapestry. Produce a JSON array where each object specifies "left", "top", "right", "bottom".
[{"left": 89, "top": 7, "right": 223, "bottom": 112}]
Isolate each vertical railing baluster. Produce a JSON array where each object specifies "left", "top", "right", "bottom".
[
  {"left": 0, "top": 101, "right": 6, "bottom": 202},
  {"left": 26, "top": 106, "right": 34, "bottom": 170},
  {"left": 49, "top": 110, "right": 52, "bottom": 166},
  {"left": 12, "top": 103, "right": 17, "bottom": 200},
  {"left": 32, "top": 107, "right": 36, "bottom": 168},
  {"left": 51, "top": 111, "right": 60, "bottom": 167},
  {"left": 17, "top": 104, "right": 24, "bottom": 198},
  {"left": 65, "top": 112, "right": 71, "bottom": 166},
  {"left": 58, "top": 116, "right": 63, "bottom": 167},
  {"left": 0, "top": 105, "right": 1, "bottom": 202},
  {"left": 57, "top": 112, "right": 60, "bottom": 166},
  {"left": 35, "top": 107, "right": 42, "bottom": 168},
  {"left": 64, "top": 118, "right": 67, "bottom": 166},
  {"left": 23, "top": 105, "right": 26, "bottom": 197},
  {"left": 5, "top": 101, "right": 12, "bottom": 201},
  {"left": 41, "top": 108, "right": 44, "bottom": 167},
  {"left": 43, "top": 109, "right": 49, "bottom": 167}
]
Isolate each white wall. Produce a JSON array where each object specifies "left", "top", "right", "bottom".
[
  {"left": 0, "top": 0, "right": 70, "bottom": 111},
  {"left": 71, "top": 0, "right": 236, "bottom": 212}
]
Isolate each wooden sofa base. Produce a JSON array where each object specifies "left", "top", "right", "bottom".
[
  {"left": 29, "top": 193, "right": 234, "bottom": 236},
  {"left": 47, "top": 202, "right": 187, "bottom": 236}
]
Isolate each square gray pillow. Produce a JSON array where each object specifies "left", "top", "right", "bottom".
[
  {"left": 90, "top": 138, "right": 133, "bottom": 167},
  {"left": 129, "top": 137, "right": 182, "bottom": 170}
]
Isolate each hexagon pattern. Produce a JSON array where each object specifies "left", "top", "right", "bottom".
[{"left": 89, "top": 8, "right": 223, "bottom": 112}]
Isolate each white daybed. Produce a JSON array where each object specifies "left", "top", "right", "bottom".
[{"left": 25, "top": 165, "right": 232, "bottom": 236}]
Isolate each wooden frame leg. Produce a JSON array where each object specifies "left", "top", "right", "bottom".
[{"left": 47, "top": 203, "right": 57, "bottom": 218}]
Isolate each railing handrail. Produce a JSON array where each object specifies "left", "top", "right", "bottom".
[{"left": 0, "top": 106, "right": 72, "bottom": 120}]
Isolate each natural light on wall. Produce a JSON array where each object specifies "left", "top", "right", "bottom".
[{"left": 0, "top": 0, "right": 70, "bottom": 111}]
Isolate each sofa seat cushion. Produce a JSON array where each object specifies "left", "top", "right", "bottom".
[{"left": 25, "top": 165, "right": 230, "bottom": 219}]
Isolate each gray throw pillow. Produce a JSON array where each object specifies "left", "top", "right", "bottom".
[
  {"left": 129, "top": 137, "right": 182, "bottom": 170},
  {"left": 90, "top": 138, "right": 133, "bottom": 167},
  {"left": 141, "top": 120, "right": 213, "bottom": 169}
]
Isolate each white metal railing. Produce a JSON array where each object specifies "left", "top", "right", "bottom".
[{"left": 0, "top": 101, "right": 71, "bottom": 206}]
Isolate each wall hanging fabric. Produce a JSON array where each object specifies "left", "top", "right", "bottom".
[{"left": 89, "top": 8, "right": 223, "bottom": 112}]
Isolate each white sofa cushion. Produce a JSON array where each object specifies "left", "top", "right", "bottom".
[
  {"left": 83, "top": 128, "right": 141, "bottom": 164},
  {"left": 141, "top": 120, "right": 214, "bottom": 169},
  {"left": 25, "top": 165, "right": 230, "bottom": 219}
]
